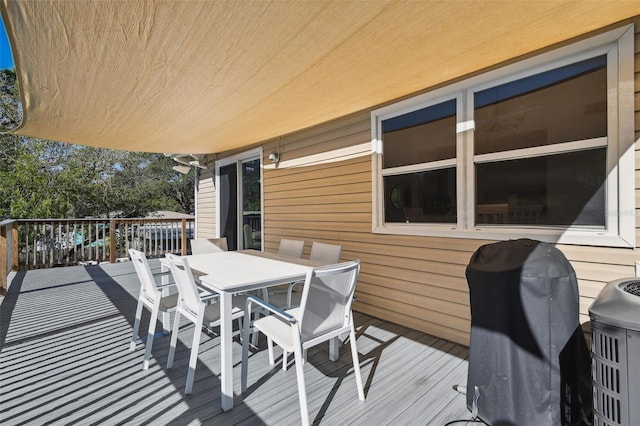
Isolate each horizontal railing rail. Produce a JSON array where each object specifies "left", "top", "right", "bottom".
[{"left": 1, "top": 218, "right": 194, "bottom": 274}]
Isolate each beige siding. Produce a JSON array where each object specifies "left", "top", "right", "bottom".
[
  {"left": 200, "top": 22, "right": 640, "bottom": 347},
  {"left": 196, "top": 168, "right": 217, "bottom": 239},
  {"left": 261, "top": 111, "right": 484, "bottom": 346}
]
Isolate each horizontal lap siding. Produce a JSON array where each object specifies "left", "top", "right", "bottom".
[
  {"left": 263, "top": 111, "right": 480, "bottom": 346},
  {"left": 196, "top": 169, "right": 217, "bottom": 239}
]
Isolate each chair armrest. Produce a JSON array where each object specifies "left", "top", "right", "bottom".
[
  {"left": 199, "top": 292, "right": 219, "bottom": 302},
  {"left": 288, "top": 281, "right": 303, "bottom": 291},
  {"left": 155, "top": 281, "right": 176, "bottom": 289},
  {"left": 286, "top": 280, "right": 303, "bottom": 297},
  {"left": 246, "top": 296, "right": 296, "bottom": 324},
  {"left": 153, "top": 271, "right": 175, "bottom": 289}
]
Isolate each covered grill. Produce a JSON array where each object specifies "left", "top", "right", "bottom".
[{"left": 465, "top": 239, "right": 592, "bottom": 425}]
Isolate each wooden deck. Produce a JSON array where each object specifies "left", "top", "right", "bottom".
[{"left": 1, "top": 260, "right": 475, "bottom": 425}]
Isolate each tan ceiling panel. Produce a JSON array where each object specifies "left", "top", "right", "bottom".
[{"left": 1, "top": 0, "right": 639, "bottom": 154}]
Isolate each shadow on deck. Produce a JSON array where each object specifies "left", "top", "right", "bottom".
[{"left": 0, "top": 261, "right": 473, "bottom": 425}]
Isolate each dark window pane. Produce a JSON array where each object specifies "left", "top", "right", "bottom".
[
  {"left": 384, "top": 168, "right": 456, "bottom": 223},
  {"left": 219, "top": 163, "right": 238, "bottom": 250},
  {"left": 242, "top": 159, "right": 261, "bottom": 250},
  {"left": 475, "top": 56, "right": 607, "bottom": 155},
  {"left": 475, "top": 148, "right": 606, "bottom": 226},
  {"left": 382, "top": 99, "right": 456, "bottom": 168}
]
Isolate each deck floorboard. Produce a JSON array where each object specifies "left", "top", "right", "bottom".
[{"left": 1, "top": 260, "right": 474, "bottom": 425}]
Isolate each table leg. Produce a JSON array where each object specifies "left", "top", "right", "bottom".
[
  {"left": 161, "top": 262, "right": 171, "bottom": 335},
  {"left": 220, "top": 291, "right": 234, "bottom": 411}
]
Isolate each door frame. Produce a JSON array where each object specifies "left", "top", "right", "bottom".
[{"left": 215, "top": 148, "right": 263, "bottom": 250}]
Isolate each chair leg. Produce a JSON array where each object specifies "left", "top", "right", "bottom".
[
  {"left": 185, "top": 315, "right": 204, "bottom": 394},
  {"left": 250, "top": 310, "right": 259, "bottom": 347},
  {"left": 241, "top": 312, "right": 251, "bottom": 393},
  {"left": 349, "top": 319, "right": 365, "bottom": 401},
  {"left": 294, "top": 345, "right": 310, "bottom": 426},
  {"left": 160, "top": 287, "right": 172, "bottom": 335},
  {"left": 167, "top": 310, "right": 182, "bottom": 369},
  {"left": 142, "top": 304, "right": 160, "bottom": 370},
  {"left": 283, "top": 345, "right": 307, "bottom": 371},
  {"left": 129, "top": 298, "right": 144, "bottom": 352},
  {"left": 267, "top": 337, "right": 275, "bottom": 365}
]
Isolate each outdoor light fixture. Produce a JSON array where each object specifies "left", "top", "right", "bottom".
[{"left": 268, "top": 151, "right": 279, "bottom": 163}]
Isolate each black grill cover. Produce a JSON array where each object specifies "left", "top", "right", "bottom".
[{"left": 465, "top": 239, "right": 592, "bottom": 425}]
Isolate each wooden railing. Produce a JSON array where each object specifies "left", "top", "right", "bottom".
[
  {"left": 1, "top": 219, "right": 18, "bottom": 295},
  {"left": 0, "top": 218, "right": 195, "bottom": 291}
]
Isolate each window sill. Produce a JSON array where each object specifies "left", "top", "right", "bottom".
[{"left": 372, "top": 223, "right": 635, "bottom": 248}]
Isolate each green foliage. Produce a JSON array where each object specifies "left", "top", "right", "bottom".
[
  {"left": 0, "top": 137, "right": 195, "bottom": 219},
  {"left": 0, "top": 69, "right": 21, "bottom": 130}
]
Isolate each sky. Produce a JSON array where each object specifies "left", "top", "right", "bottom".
[{"left": 0, "top": 18, "right": 14, "bottom": 70}]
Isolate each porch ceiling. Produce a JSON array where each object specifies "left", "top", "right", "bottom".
[{"left": 2, "top": 1, "right": 639, "bottom": 155}]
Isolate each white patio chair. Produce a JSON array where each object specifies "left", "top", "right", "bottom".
[
  {"left": 128, "top": 249, "right": 178, "bottom": 370},
  {"left": 190, "top": 237, "right": 227, "bottom": 254},
  {"left": 288, "top": 242, "right": 342, "bottom": 308},
  {"left": 275, "top": 242, "right": 344, "bottom": 369},
  {"left": 261, "top": 238, "right": 305, "bottom": 305},
  {"left": 241, "top": 260, "right": 364, "bottom": 426},
  {"left": 164, "top": 253, "right": 245, "bottom": 394},
  {"left": 277, "top": 238, "right": 305, "bottom": 258},
  {"left": 266, "top": 242, "right": 343, "bottom": 312}
]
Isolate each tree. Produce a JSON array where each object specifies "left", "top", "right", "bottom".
[
  {"left": 0, "top": 140, "right": 195, "bottom": 219},
  {"left": 0, "top": 69, "right": 21, "bottom": 131},
  {"left": 0, "top": 70, "right": 195, "bottom": 220}
]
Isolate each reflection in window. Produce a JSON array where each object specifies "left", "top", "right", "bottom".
[
  {"left": 475, "top": 56, "right": 607, "bottom": 155},
  {"left": 382, "top": 99, "right": 456, "bottom": 168},
  {"left": 476, "top": 148, "right": 606, "bottom": 226},
  {"left": 381, "top": 99, "right": 457, "bottom": 224},
  {"left": 384, "top": 168, "right": 456, "bottom": 223}
]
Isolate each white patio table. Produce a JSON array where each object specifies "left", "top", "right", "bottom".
[{"left": 162, "top": 249, "right": 329, "bottom": 411}]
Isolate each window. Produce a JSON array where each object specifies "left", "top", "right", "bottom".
[
  {"left": 474, "top": 56, "right": 607, "bottom": 227},
  {"left": 382, "top": 99, "right": 458, "bottom": 224},
  {"left": 372, "top": 25, "right": 635, "bottom": 247}
]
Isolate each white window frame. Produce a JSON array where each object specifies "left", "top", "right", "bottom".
[{"left": 371, "top": 25, "right": 635, "bottom": 248}]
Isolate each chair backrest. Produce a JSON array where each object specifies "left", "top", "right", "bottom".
[
  {"left": 210, "top": 237, "right": 228, "bottom": 251},
  {"left": 165, "top": 253, "right": 201, "bottom": 316},
  {"left": 243, "top": 224, "right": 254, "bottom": 249},
  {"left": 309, "top": 242, "right": 342, "bottom": 264},
  {"left": 129, "top": 249, "right": 160, "bottom": 301},
  {"left": 278, "top": 238, "right": 305, "bottom": 258},
  {"left": 298, "top": 260, "right": 360, "bottom": 342},
  {"left": 190, "top": 238, "right": 227, "bottom": 255}
]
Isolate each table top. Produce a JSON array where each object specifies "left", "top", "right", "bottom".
[{"left": 178, "top": 250, "right": 321, "bottom": 293}]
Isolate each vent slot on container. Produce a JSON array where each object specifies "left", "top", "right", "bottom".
[
  {"left": 591, "top": 323, "right": 628, "bottom": 425},
  {"left": 590, "top": 277, "right": 640, "bottom": 426}
]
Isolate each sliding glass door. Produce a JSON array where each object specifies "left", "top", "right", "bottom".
[{"left": 217, "top": 150, "right": 262, "bottom": 251}]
